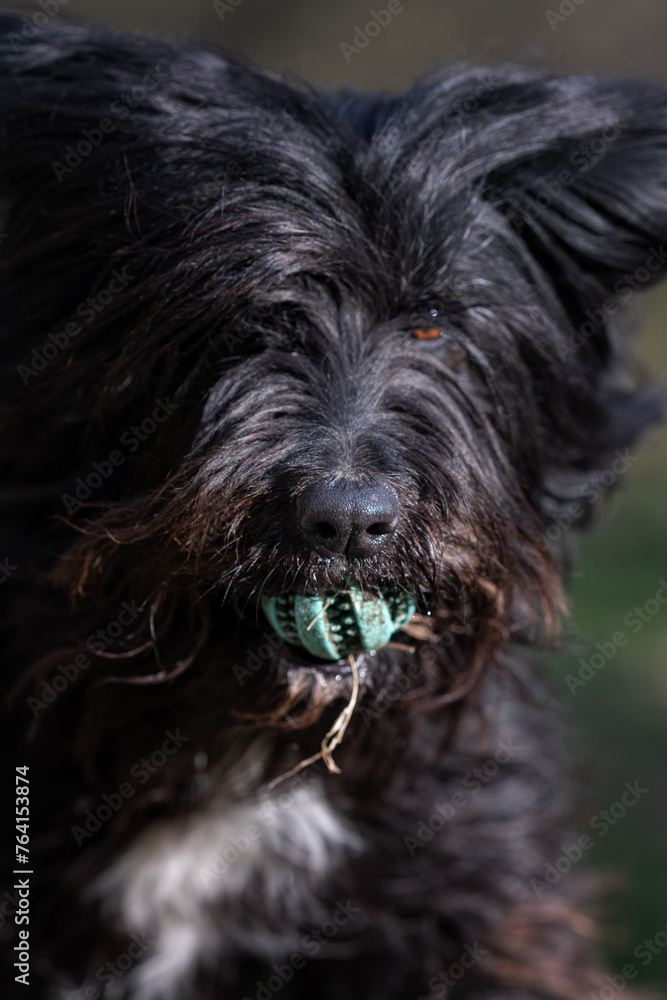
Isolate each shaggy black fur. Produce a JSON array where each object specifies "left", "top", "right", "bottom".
[{"left": 1, "top": 15, "right": 666, "bottom": 1000}]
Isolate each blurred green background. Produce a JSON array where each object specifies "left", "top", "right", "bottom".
[{"left": 26, "top": 0, "right": 667, "bottom": 985}]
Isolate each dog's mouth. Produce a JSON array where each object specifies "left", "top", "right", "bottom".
[{"left": 261, "top": 585, "right": 416, "bottom": 661}]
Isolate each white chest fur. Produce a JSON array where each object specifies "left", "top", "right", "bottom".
[{"left": 88, "top": 773, "right": 363, "bottom": 1000}]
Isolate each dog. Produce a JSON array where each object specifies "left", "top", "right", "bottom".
[{"left": 1, "top": 14, "right": 666, "bottom": 1000}]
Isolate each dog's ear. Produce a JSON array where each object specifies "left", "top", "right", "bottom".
[
  {"left": 394, "top": 70, "right": 667, "bottom": 528},
  {"left": 484, "top": 73, "right": 667, "bottom": 355},
  {"left": 477, "top": 74, "right": 667, "bottom": 525}
]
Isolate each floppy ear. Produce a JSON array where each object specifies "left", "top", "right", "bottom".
[
  {"left": 393, "top": 69, "right": 667, "bottom": 530},
  {"left": 477, "top": 74, "right": 667, "bottom": 527},
  {"left": 487, "top": 73, "right": 667, "bottom": 359}
]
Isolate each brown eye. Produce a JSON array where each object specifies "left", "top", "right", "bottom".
[{"left": 413, "top": 328, "right": 443, "bottom": 340}]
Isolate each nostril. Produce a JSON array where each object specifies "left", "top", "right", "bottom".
[
  {"left": 366, "top": 521, "right": 391, "bottom": 536},
  {"left": 312, "top": 520, "right": 337, "bottom": 541}
]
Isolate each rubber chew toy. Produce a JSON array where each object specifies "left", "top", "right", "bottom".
[{"left": 262, "top": 587, "right": 416, "bottom": 660}]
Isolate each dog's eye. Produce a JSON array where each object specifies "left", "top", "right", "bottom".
[{"left": 413, "top": 328, "right": 444, "bottom": 340}]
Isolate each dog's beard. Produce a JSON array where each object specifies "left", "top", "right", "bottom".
[{"left": 40, "top": 462, "right": 564, "bottom": 764}]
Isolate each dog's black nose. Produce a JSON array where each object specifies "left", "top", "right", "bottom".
[{"left": 297, "top": 480, "right": 400, "bottom": 559}]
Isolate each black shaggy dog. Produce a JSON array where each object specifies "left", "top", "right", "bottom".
[{"left": 1, "top": 15, "right": 667, "bottom": 1000}]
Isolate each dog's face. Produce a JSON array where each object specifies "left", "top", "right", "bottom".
[{"left": 3, "top": 30, "right": 665, "bottom": 721}]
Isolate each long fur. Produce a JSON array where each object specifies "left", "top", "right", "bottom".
[{"left": 1, "top": 16, "right": 667, "bottom": 1000}]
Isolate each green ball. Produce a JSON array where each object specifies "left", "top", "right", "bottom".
[{"left": 262, "top": 586, "right": 415, "bottom": 661}]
